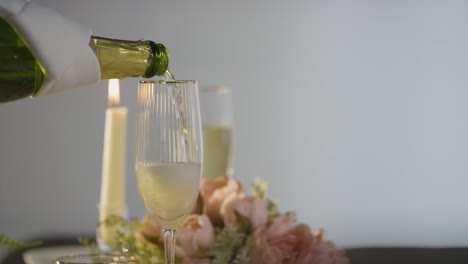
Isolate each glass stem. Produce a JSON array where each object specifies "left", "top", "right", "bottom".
[{"left": 163, "top": 229, "right": 176, "bottom": 264}]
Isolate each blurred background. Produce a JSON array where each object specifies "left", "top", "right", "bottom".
[{"left": 1, "top": 0, "right": 468, "bottom": 257}]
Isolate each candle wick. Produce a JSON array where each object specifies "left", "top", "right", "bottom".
[{"left": 108, "top": 98, "right": 120, "bottom": 107}]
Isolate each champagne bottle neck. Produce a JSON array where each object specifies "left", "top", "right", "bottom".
[{"left": 89, "top": 36, "right": 169, "bottom": 79}]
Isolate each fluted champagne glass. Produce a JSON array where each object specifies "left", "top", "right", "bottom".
[
  {"left": 199, "top": 85, "right": 233, "bottom": 179},
  {"left": 135, "top": 80, "right": 203, "bottom": 264}
]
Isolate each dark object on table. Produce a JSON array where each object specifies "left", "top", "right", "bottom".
[
  {"left": 3, "top": 239, "right": 468, "bottom": 264},
  {"left": 347, "top": 247, "right": 468, "bottom": 264},
  {"left": 0, "top": 235, "right": 93, "bottom": 264}
]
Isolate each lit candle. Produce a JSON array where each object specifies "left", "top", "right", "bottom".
[{"left": 98, "top": 79, "right": 127, "bottom": 249}]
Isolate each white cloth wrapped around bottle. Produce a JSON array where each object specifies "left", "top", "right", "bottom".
[{"left": 0, "top": 0, "right": 100, "bottom": 96}]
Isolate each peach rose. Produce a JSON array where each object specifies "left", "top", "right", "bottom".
[
  {"left": 135, "top": 214, "right": 162, "bottom": 245},
  {"left": 176, "top": 215, "right": 215, "bottom": 258},
  {"left": 199, "top": 176, "right": 244, "bottom": 226},
  {"left": 221, "top": 196, "right": 268, "bottom": 230},
  {"left": 250, "top": 213, "right": 349, "bottom": 264}
]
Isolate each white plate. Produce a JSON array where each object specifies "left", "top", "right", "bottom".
[{"left": 22, "top": 245, "right": 90, "bottom": 264}]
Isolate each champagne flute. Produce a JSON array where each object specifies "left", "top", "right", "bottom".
[
  {"left": 199, "top": 85, "right": 233, "bottom": 179},
  {"left": 135, "top": 80, "right": 203, "bottom": 264}
]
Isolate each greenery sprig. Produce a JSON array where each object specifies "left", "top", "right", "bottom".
[
  {"left": 0, "top": 234, "right": 42, "bottom": 249},
  {"left": 80, "top": 215, "right": 165, "bottom": 264},
  {"left": 210, "top": 227, "right": 250, "bottom": 264},
  {"left": 0, "top": 186, "right": 42, "bottom": 249},
  {"left": 250, "top": 177, "right": 279, "bottom": 218}
]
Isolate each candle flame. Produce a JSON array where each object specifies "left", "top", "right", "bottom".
[{"left": 108, "top": 79, "right": 120, "bottom": 106}]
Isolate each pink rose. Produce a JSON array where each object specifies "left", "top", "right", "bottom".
[
  {"left": 176, "top": 215, "right": 215, "bottom": 258},
  {"left": 221, "top": 196, "right": 268, "bottom": 230},
  {"left": 308, "top": 229, "right": 350, "bottom": 264},
  {"left": 199, "top": 176, "right": 244, "bottom": 226},
  {"left": 250, "top": 213, "right": 350, "bottom": 264}
]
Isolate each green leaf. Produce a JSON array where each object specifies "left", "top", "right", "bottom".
[
  {"left": 99, "top": 215, "right": 127, "bottom": 227},
  {"left": 0, "top": 234, "right": 42, "bottom": 249},
  {"left": 211, "top": 227, "right": 250, "bottom": 264},
  {"left": 249, "top": 177, "right": 267, "bottom": 199},
  {"left": 77, "top": 237, "right": 97, "bottom": 251},
  {"left": 267, "top": 198, "right": 280, "bottom": 218},
  {"left": 234, "top": 211, "right": 252, "bottom": 235},
  {"left": 94, "top": 216, "right": 164, "bottom": 264},
  {"left": 249, "top": 177, "right": 280, "bottom": 219},
  {"left": 231, "top": 236, "right": 251, "bottom": 264}
]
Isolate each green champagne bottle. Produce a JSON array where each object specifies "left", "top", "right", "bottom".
[{"left": 0, "top": 17, "right": 169, "bottom": 103}]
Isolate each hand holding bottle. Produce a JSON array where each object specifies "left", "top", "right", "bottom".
[{"left": 0, "top": 0, "right": 169, "bottom": 103}]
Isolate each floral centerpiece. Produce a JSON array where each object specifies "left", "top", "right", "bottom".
[{"left": 96, "top": 177, "right": 350, "bottom": 264}]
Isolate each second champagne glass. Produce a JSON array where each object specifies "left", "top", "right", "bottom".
[
  {"left": 135, "top": 80, "right": 203, "bottom": 264},
  {"left": 199, "top": 85, "right": 233, "bottom": 179}
]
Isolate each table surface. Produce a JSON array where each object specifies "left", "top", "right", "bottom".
[{"left": 2, "top": 235, "right": 468, "bottom": 264}]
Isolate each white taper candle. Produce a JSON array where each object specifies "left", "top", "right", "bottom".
[{"left": 97, "top": 79, "right": 127, "bottom": 249}]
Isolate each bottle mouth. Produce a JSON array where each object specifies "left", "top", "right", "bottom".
[{"left": 147, "top": 42, "right": 169, "bottom": 77}]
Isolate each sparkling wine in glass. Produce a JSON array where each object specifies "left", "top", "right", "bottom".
[
  {"left": 199, "top": 86, "right": 233, "bottom": 179},
  {"left": 135, "top": 80, "right": 203, "bottom": 264}
]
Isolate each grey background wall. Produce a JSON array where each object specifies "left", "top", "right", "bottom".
[{"left": 1, "top": 0, "right": 468, "bottom": 256}]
